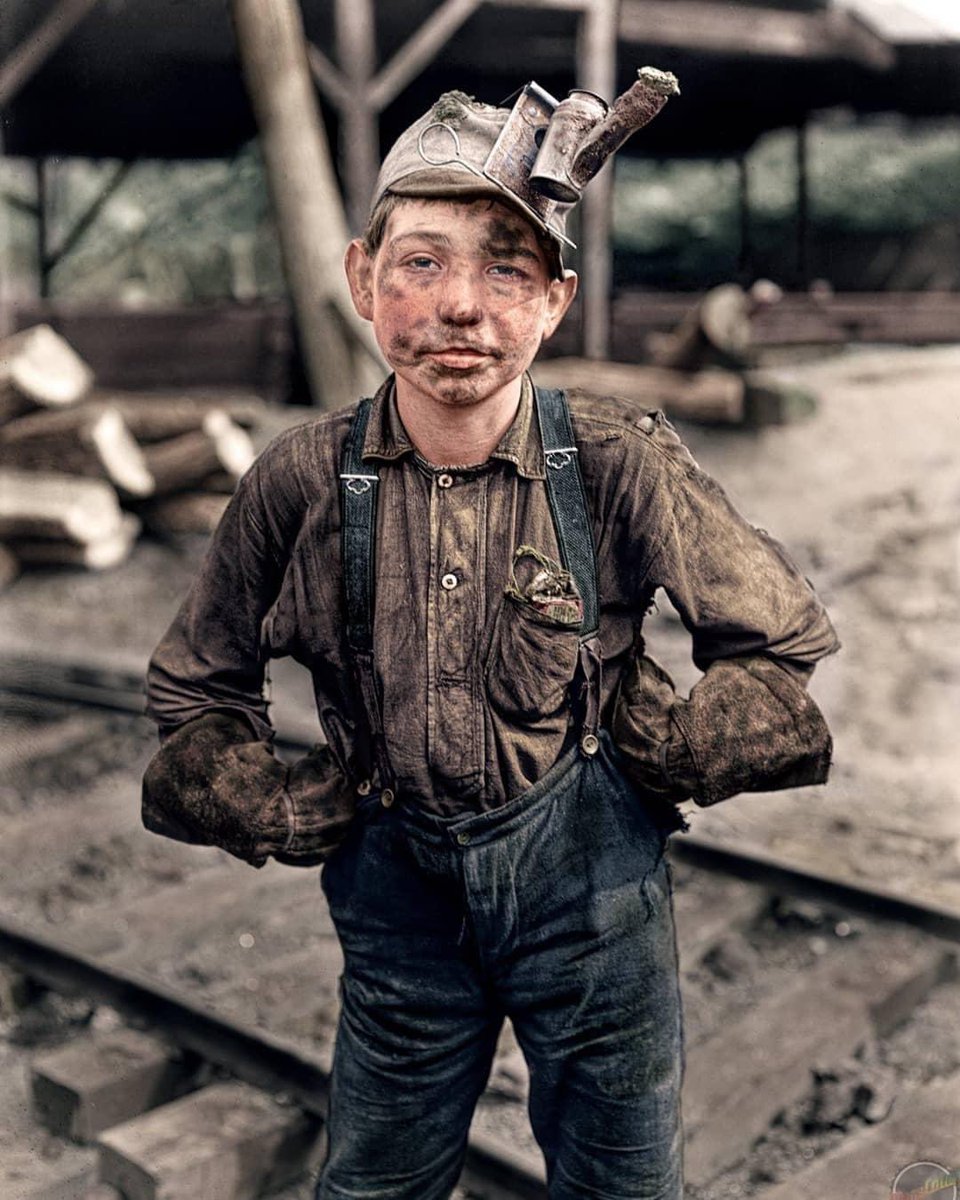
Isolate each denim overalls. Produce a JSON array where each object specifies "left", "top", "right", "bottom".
[{"left": 317, "top": 388, "right": 685, "bottom": 1199}]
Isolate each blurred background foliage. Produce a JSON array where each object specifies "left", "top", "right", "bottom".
[{"left": 3, "top": 110, "right": 959, "bottom": 302}]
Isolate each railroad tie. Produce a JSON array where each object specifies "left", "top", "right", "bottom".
[{"left": 96, "top": 1080, "right": 324, "bottom": 1200}]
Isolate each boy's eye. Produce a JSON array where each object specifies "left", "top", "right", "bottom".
[
  {"left": 489, "top": 263, "right": 526, "bottom": 279},
  {"left": 407, "top": 256, "right": 439, "bottom": 270}
]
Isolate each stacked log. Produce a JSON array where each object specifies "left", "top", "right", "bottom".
[
  {"left": 0, "top": 324, "right": 95, "bottom": 424},
  {"left": 0, "top": 326, "right": 259, "bottom": 587}
]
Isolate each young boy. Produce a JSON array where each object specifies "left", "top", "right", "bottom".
[{"left": 143, "top": 80, "right": 838, "bottom": 1199}]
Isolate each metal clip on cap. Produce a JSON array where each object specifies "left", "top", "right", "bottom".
[{"left": 580, "top": 733, "right": 600, "bottom": 757}]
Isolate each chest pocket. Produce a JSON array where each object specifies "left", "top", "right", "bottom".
[{"left": 485, "top": 544, "right": 582, "bottom": 725}]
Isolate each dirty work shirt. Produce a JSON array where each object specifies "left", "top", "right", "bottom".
[{"left": 146, "top": 375, "right": 838, "bottom": 817}]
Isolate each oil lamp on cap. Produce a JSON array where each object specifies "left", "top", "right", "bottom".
[{"left": 370, "top": 67, "right": 680, "bottom": 278}]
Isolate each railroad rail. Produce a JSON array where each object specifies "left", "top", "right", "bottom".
[
  {"left": 4, "top": 652, "right": 960, "bottom": 1198},
  {"left": 5, "top": 647, "right": 960, "bottom": 946},
  {"left": 0, "top": 916, "right": 544, "bottom": 1199}
]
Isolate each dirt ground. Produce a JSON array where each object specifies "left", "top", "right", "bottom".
[{"left": 642, "top": 343, "right": 960, "bottom": 910}]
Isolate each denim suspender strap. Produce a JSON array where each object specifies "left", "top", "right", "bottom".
[
  {"left": 339, "top": 399, "right": 396, "bottom": 798},
  {"left": 534, "top": 386, "right": 604, "bottom": 756}
]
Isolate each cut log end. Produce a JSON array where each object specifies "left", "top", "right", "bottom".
[
  {"left": 0, "top": 324, "right": 94, "bottom": 411},
  {"left": 90, "top": 409, "right": 155, "bottom": 497}
]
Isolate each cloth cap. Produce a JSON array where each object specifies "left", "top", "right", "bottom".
[{"left": 370, "top": 88, "right": 574, "bottom": 279}]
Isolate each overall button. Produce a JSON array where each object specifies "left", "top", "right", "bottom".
[
  {"left": 437, "top": 473, "right": 454, "bottom": 489},
  {"left": 380, "top": 788, "right": 395, "bottom": 808},
  {"left": 356, "top": 779, "right": 372, "bottom": 797},
  {"left": 456, "top": 831, "right": 471, "bottom": 846},
  {"left": 440, "top": 572, "right": 459, "bottom": 591}
]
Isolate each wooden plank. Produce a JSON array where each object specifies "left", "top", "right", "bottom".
[
  {"left": 369, "top": 0, "right": 482, "bottom": 111},
  {"left": 97, "top": 1081, "right": 323, "bottom": 1200},
  {"left": 619, "top": 0, "right": 894, "bottom": 68},
  {"left": 12, "top": 303, "right": 294, "bottom": 397}
]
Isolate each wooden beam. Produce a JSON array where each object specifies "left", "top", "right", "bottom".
[
  {"left": 230, "top": 0, "right": 383, "bottom": 409},
  {"left": 305, "top": 42, "right": 351, "bottom": 112},
  {"left": 35, "top": 159, "right": 49, "bottom": 300},
  {"left": 577, "top": 0, "right": 618, "bottom": 361},
  {"left": 795, "top": 120, "right": 809, "bottom": 286},
  {"left": 369, "top": 0, "right": 482, "bottom": 112},
  {"left": 737, "top": 153, "right": 751, "bottom": 279},
  {"left": 619, "top": 1, "right": 894, "bottom": 69},
  {"left": 489, "top": 0, "right": 588, "bottom": 9},
  {"left": 45, "top": 161, "right": 131, "bottom": 276},
  {"left": 335, "top": 0, "right": 380, "bottom": 232},
  {"left": 0, "top": 0, "right": 103, "bottom": 108}
]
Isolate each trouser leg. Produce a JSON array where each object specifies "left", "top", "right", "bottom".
[
  {"left": 512, "top": 853, "right": 684, "bottom": 1200},
  {"left": 315, "top": 805, "right": 499, "bottom": 1200},
  {"left": 477, "top": 744, "right": 685, "bottom": 1199}
]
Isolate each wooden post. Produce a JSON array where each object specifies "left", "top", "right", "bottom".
[
  {"left": 35, "top": 159, "right": 50, "bottom": 300},
  {"left": 577, "top": 0, "right": 618, "bottom": 361},
  {"left": 737, "top": 153, "right": 751, "bottom": 280},
  {"left": 334, "top": 0, "right": 380, "bottom": 233},
  {"left": 0, "top": 127, "right": 14, "bottom": 339},
  {"left": 230, "top": 0, "right": 382, "bottom": 409},
  {"left": 795, "top": 119, "right": 809, "bottom": 286}
]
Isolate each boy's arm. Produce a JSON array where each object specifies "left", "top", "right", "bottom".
[
  {"left": 612, "top": 412, "right": 840, "bottom": 809},
  {"left": 145, "top": 440, "right": 296, "bottom": 743}
]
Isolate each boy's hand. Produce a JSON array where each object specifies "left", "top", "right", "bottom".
[{"left": 142, "top": 713, "right": 356, "bottom": 867}]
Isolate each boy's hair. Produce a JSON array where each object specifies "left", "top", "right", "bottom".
[
  {"left": 361, "top": 193, "right": 408, "bottom": 256},
  {"left": 360, "top": 190, "right": 563, "bottom": 277}
]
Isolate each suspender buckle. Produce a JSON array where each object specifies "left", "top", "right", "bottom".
[
  {"left": 341, "top": 473, "right": 379, "bottom": 495},
  {"left": 545, "top": 446, "right": 578, "bottom": 470}
]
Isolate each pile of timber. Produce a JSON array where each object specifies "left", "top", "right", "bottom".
[{"left": 0, "top": 325, "right": 262, "bottom": 587}]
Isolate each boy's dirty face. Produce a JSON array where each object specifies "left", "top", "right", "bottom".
[{"left": 345, "top": 197, "right": 577, "bottom": 410}]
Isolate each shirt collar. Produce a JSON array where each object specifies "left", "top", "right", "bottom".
[{"left": 361, "top": 373, "right": 546, "bottom": 480}]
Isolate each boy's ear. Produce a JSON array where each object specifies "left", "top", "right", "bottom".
[
  {"left": 542, "top": 269, "right": 578, "bottom": 341},
  {"left": 344, "top": 239, "right": 374, "bottom": 320}
]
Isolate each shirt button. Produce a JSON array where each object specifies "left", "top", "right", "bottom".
[
  {"left": 380, "top": 788, "right": 395, "bottom": 808},
  {"left": 440, "top": 572, "right": 459, "bottom": 590},
  {"left": 456, "top": 831, "right": 471, "bottom": 846},
  {"left": 580, "top": 733, "right": 600, "bottom": 757},
  {"left": 437, "top": 473, "right": 454, "bottom": 489}
]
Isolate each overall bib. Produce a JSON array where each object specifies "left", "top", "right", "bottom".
[{"left": 317, "top": 388, "right": 685, "bottom": 1200}]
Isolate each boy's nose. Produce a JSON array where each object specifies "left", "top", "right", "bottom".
[{"left": 437, "top": 269, "right": 483, "bottom": 325}]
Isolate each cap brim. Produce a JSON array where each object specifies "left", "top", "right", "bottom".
[{"left": 385, "top": 168, "right": 566, "bottom": 279}]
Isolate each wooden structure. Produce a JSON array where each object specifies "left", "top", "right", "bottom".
[{"left": 2, "top": 0, "right": 959, "bottom": 381}]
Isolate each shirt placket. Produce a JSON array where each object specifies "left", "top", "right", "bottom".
[{"left": 426, "top": 469, "right": 488, "bottom": 797}]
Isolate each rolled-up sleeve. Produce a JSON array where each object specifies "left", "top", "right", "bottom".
[{"left": 145, "top": 432, "right": 304, "bottom": 743}]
